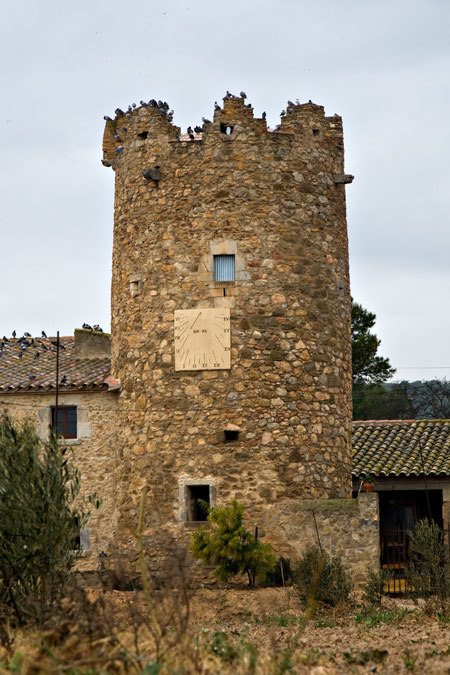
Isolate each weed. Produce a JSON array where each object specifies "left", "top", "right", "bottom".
[
  {"left": 315, "top": 617, "right": 336, "bottom": 628},
  {"left": 300, "top": 648, "right": 325, "bottom": 666},
  {"left": 402, "top": 647, "right": 418, "bottom": 671},
  {"left": 354, "top": 607, "right": 414, "bottom": 627},
  {"left": 343, "top": 647, "right": 388, "bottom": 665}
]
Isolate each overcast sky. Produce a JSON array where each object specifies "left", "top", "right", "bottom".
[{"left": 1, "top": 0, "right": 449, "bottom": 382}]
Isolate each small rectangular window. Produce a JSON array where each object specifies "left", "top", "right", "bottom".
[
  {"left": 51, "top": 406, "right": 77, "bottom": 439},
  {"left": 214, "top": 255, "right": 235, "bottom": 282},
  {"left": 186, "top": 485, "right": 210, "bottom": 521}
]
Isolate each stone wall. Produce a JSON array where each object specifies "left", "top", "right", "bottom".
[
  {"left": 0, "top": 391, "right": 118, "bottom": 570},
  {"left": 103, "top": 94, "right": 354, "bottom": 562}
]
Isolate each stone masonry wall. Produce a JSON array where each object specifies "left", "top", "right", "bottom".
[
  {"left": 0, "top": 391, "right": 118, "bottom": 570},
  {"left": 103, "top": 95, "right": 353, "bottom": 562}
]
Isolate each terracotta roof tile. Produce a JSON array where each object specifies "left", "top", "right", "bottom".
[
  {"left": 352, "top": 419, "right": 450, "bottom": 478},
  {"left": 0, "top": 335, "right": 110, "bottom": 392}
]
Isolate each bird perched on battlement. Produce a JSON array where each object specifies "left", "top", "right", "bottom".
[
  {"left": 194, "top": 126, "right": 202, "bottom": 134},
  {"left": 82, "top": 323, "right": 93, "bottom": 331},
  {"left": 115, "top": 108, "right": 124, "bottom": 116},
  {"left": 287, "top": 100, "right": 294, "bottom": 106},
  {"left": 214, "top": 102, "right": 221, "bottom": 111},
  {"left": 262, "top": 111, "right": 266, "bottom": 120},
  {"left": 202, "top": 117, "right": 211, "bottom": 125},
  {"left": 24, "top": 332, "right": 31, "bottom": 338},
  {"left": 93, "top": 324, "right": 103, "bottom": 332},
  {"left": 280, "top": 110, "right": 286, "bottom": 117},
  {"left": 225, "top": 91, "right": 232, "bottom": 98},
  {"left": 187, "top": 126, "right": 193, "bottom": 135},
  {"left": 126, "top": 113, "right": 131, "bottom": 120},
  {"left": 103, "top": 115, "right": 112, "bottom": 121},
  {"left": 140, "top": 100, "right": 148, "bottom": 106},
  {"left": 115, "top": 146, "right": 124, "bottom": 153},
  {"left": 114, "top": 135, "right": 122, "bottom": 142},
  {"left": 132, "top": 103, "right": 137, "bottom": 109},
  {"left": 61, "top": 375, "right": 67, "bottom": 384},
  {"left": 240, "top": 91, "right": 247, "bottom": 99},
  {"left": 41, "top": 330, "right": 47, "bottom": 338},
  {"left": 12, "top": 330, "right": 16, "bottom": 338}
]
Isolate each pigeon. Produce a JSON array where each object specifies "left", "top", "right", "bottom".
[
  {"left": 287, "top": 100, "right": 294, "bottom": 106},
  {"left": 12, "top": 330, "right": 16, "bottom": 338},
  {"left": 262, "top": 112, "right": 266, "bottom": 120},
  {"left": 175, "top": 133, "right": 180, "bottom": 142},
  {"left": 214, "top": 102, "right": 221, "bottom": 111},
  {"left": 140, "top": 100, "right": 147, "bottom": 106},
  {"left": 225, "top": 91, "right": 232, "bottom": 98},
  {"left": 194, "top": 126, "right": 202, "bottom": 134},
  {"left": 149, "top": 99, "right": 157, "bottom": 107},
  {"left": 126, "top": 113, "right": 131, "bottom": 120},
  {"left": 115, "top": 108, "right": 124, "bottom": 116},
  {"left": 132, "top": 103, "right": 137, "bottom": 109},
  {"left": 3, "top": 336, "right": 8, "bottom": 342},
  {"left": 34, "top": 351, "right": 40, "bottom": 359},
  {"left": 202, "top": 117, "right": 211, "bottom": 125},
  {"left": 41, "top": 330, "right": 47, "bottom": 338},
  {"left": 240, "top": 91, "right": 247, "bottom": 99},
  {"left": 28, "top": 374, "right": 36, "bottom": 380},
  {"left": 187, "top": 126, "right": 193, "bottom": 135},
  {"left": 24, "top": 332, "right": 31, "bottom": 338},
  {"left": 115, "top": 146, "right": 123, "bottom": 153},
  {"left": 103, "top": 115, "right": 112, "bottom": 121},
  {"left": 280, "top": 110, "right": 286, "bottom": 117},
  {"left": 114, "top": 135, "right": 122, "bottom": 142},
  {"left": 61, "top": 375, "right": 67, "bottom": 384},
  {"left": 18, "top": 352, "right": 22, "bottom": 359},
  {"left": 82, "top": 323, "right": 93, "bottom": 331},
  {"left": 93, "top": 324, "right": 103, "bottom": 332},
  {"left": 189, "top": 132, "right": 194, "bottom": 140}
]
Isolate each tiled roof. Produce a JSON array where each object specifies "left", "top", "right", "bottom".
[
  {"left": 0, "top": 335, "right": 110, "bottom": 392},
  {"left": 352, "top": 419, "right": 450, "bottom": 478}
]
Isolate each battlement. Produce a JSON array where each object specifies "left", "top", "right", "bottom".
[{"left": 102, "top": 94, "right": 344, "bottom": 170}]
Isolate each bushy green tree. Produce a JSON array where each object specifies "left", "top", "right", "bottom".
[
  {"left": 0, "top": 413, "right": 86, "bottom": 624},
  {"left": 190, "top": 500, "right": 276, "bottom": 587}
]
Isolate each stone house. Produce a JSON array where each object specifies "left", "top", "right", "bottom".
[
  {"left": 353, "top": 419, "right": 450, "bottom": 585},
  {"left": 0, "top": 329, "right": 119, "bottom": 570}
]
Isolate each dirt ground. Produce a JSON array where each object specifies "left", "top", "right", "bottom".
[{"left": 186, "top": 586, "right": 450, "bottom": 673}]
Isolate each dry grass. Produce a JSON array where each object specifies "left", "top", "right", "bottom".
[{"left": 3, "top": 586, "right": 450, "bottom": 674}]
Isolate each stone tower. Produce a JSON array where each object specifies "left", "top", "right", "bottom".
[{"left": 102, "top": 95, "right": 353, "bottom": 560}]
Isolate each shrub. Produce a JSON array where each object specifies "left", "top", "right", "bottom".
[
  {"left": 293, "top": 545, "right": 352, "bottom": 612},
  {"left": 0, "top": 414, "right": 87, "bottom": 625},
  {"left": 406, "top": 519, "right": 450, "bottom": 613},
  {"left": 361, "top": 566, "right": 393, "bottom": 607},
  {"left": 264, "top": 556, "right": 293, "bottom": 587},
  {"left": 190, "top": 500, "right": 277, "bottom": 586}
]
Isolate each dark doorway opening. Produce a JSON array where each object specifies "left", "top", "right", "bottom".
[{"left": 379, "top": 489, "right": 443, "bottom": 593}]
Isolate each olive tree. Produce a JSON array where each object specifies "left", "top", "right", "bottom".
[{"left": 0, "top": 413, "right": 88, "bottom": 624}]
